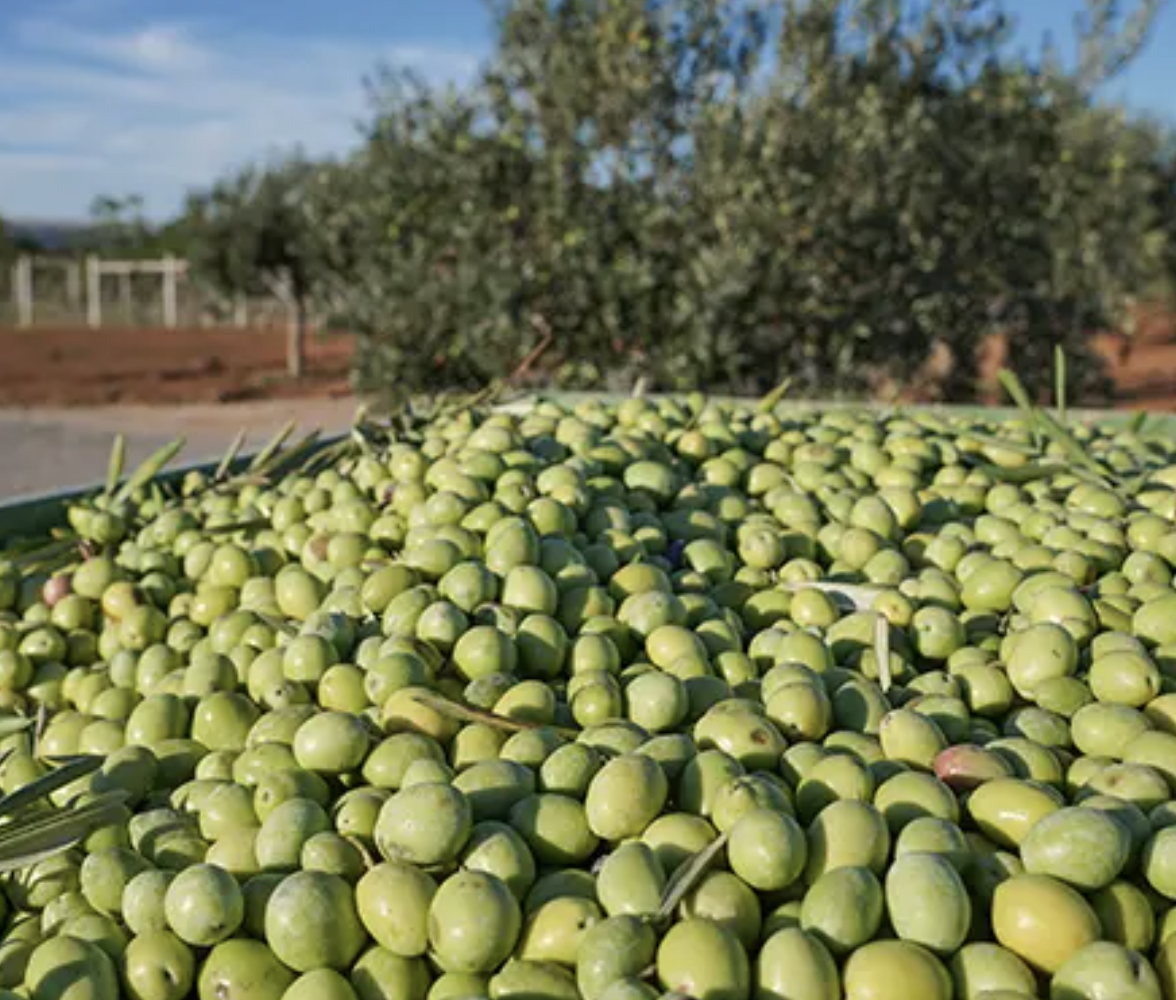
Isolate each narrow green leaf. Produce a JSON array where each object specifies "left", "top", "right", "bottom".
[
  {"left": 1122, "top": 469, "right": 1155, "bottom": 496},
  {"left": 962, "top": 432, "right": 1040, "bottom": 457},
  {"left": 348, "top": 427, "right": 370, "bottom": 458},
  {"left": 249, "top": 421, "right": 296, "bottom": 471},
  {"left": 996, "top": 369, "right": 1040, "bottom": 449},
  {"left": 104, "top": 434, "right": 126, "bottom": 497},
  {"left": 972, "top": 461, "right": 1070, "bottom": 483},
  {"left": 0, "top": 795, "right": 128, "bottom": 872},
  {"left": 875, "top": 613, "right": 892, "bottom": 693},
  {"left": 1034, "top": 409, "right": 1109, "bottom": 480},
  {"left": 1129, "top": 411, "right": 1149, "bottom": 435},
  {"left": 1054, "top": 346, "right": 1067, "bottom": 426},
  {"left": 214, "top": 429, "right": 247, "bottom": 482},
  {"left": 0, "top": 717, "right": 34, "bottom": 741},
  {"left": 114, "top": 438, "right": 186, "bottom": 504},
  {"left": 997, "top": 367, "right": 1107, "bottom": 480},
  {"left": 0, "top": 842, "right": 84, "bottom": 874},
  {"left": 0, "top": 755, "right": 104, "bottom": 819},
  {"left": 251, "top": 431, "right": 323, "bottom": 481},
  {"left": 204, "top": 519, "right": 271, "bottom": 536},
  {"left": 11, "top": 538, "right": 77, "bottom": 571},
  {"left": 656, "top": 831, "right": 730, "bottom": 923},
  {"left": 296, "top": 439, "right": 353, "bottom": 478},
  {"left": 757, "top": 377, "right": 793, "bottom": 414},
  {"left": 33, "top": 704, "right": 47, "bottom": 756}
]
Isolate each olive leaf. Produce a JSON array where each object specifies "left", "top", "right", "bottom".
[
  {"left": 0, "top": 792, "right": 129, "bottom": 874},
  {"left": 250, "top": 431, "right": 325, "bottom": 481},
  {"left": 654, "top": 831, "right": 730, "bottom": 924},
  {"left": 10, "top": 538, "right": 80, "bottom": 571},
  {"left": 874, "top": 612, "right": 893, "bottom": 694},
  {"left": 249, "top": 421, "right": 297, "bottom": 472},
  {"left": 965, "top": 461, "right": 1071, "bottom": 484},
  {"left": 997, "top": 368, "right": 1109, "bottom": 481},
  {"left": 204, "top": 519, "right": 272, "bottom": 537},
  {"left": 996, "top": 369, "right": 1042, "bottom": 449},
  {"left": 757, "top": 377, "right": 792, "bottom": 414},
  {"left": 0, "top": 755, "right": 105, "bottom": 820},
  {"left": 960, "top": 432, "right": 1040, "bottom": 457},
  {"left": 104, "top": 434, "right": 126, "bottom": 497},
  {"left": 114, "top": 438, "right": 186, "bottom": 504},
  {"left": 0, "top": 716, "right": 34, "bottom": 742},
  {"left": 214, "top": 429, "right": 248, "bottom": 482}
]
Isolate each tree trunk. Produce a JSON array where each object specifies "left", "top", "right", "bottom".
[{"left": 288, "top": 298, "right": 307, "bottom": 379}]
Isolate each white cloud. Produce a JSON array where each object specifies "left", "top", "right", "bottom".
[{"left": 0, "top": 2, "right": 483, "bottom": 220}]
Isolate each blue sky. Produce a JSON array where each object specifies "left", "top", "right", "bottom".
[{"left": 1, "top": 0, "right": 1174, "bottom": 221}]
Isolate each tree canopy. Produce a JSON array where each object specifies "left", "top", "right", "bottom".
[{"left": 177, "top": 0, "right": 1175, "bottom": 400}]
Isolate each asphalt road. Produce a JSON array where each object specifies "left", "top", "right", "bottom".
[{"left": 0, "top": 400, "right": 358, "bottom": 502}]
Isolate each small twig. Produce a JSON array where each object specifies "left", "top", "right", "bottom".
[
  {"left": 344, "top": 834, "right": 379, "bottom": 871},
  {"left": 510, "top": 319, "right": 554, "bottom": 385},
  {"left": 410, "top": 692, "right": 577, "bottom": 738}
]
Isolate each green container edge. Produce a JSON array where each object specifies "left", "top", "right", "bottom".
[{"left": 0, "top": 437, "right": 352, "bottom": 543}]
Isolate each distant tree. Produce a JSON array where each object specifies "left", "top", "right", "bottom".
[
  {"left": 87, "top": 194, "right": 152, "bottom": 252},
  {"left": 0, "top": 215, "right": 42, "bottom": 259},
  {"left": 181, "top": 153, "right": 334, "bottom": 378},
  {"left": 189, "top": 0, "right": 1174, "bottom": 403}
]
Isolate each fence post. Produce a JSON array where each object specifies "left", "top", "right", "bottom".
[
  {"left": 86, "top": 255, "right": 102, "bottom": 329},
  {"left": 66, "top": 261, "right": 81, "bottom": 307},
  {"left": 120, "top": 269, "right": 132, "bottom": 322},
  {"left": 14, "top": 256, "right": 33, "bottom": 328},
  {"left": 162, "top": 256, "right": 178, "bottom": 329}
]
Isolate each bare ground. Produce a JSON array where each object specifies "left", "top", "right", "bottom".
[
  {"left": 2, "top": 311, "right": 1176, "bottom": 502},
  {"left": 0, "top": 324, "right": 353, "bottom": 408}
]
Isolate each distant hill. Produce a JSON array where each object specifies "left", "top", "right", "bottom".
[
  {"left": 4, "top": 217, "right": 187, "bottom": 256},
  {"left": 4, "top": 218, "right": 98, "bottom": 252}
]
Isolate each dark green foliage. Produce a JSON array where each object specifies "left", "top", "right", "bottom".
[{"left": 197, "top": 0, "right": 1176, "bottom": 402}]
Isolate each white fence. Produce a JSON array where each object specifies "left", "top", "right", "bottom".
[{"left": 1, "top": 254, "right": 297, "bottom": 330}]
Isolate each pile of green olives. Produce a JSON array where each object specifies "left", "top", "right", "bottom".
[{"left": 3, "top": 396, "right": 1176, "bottom": 1000}]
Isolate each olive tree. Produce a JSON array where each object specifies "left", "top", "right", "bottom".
[
  {"left": 205, "top": 0, "right": 1172, "bottom": 403},
  {"left": 182, "top": 155, "right": 333, "bottom": 378}
]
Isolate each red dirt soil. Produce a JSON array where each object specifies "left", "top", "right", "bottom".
[
  {"left": 0, "top": 312, "right": 1173, "bottom": 409},
  {"left": 1092, "top": 305, "right": 1176, "bottom": 411},
  {"left": 0, "top": 325, "right": 354, "bottom": 407}
]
